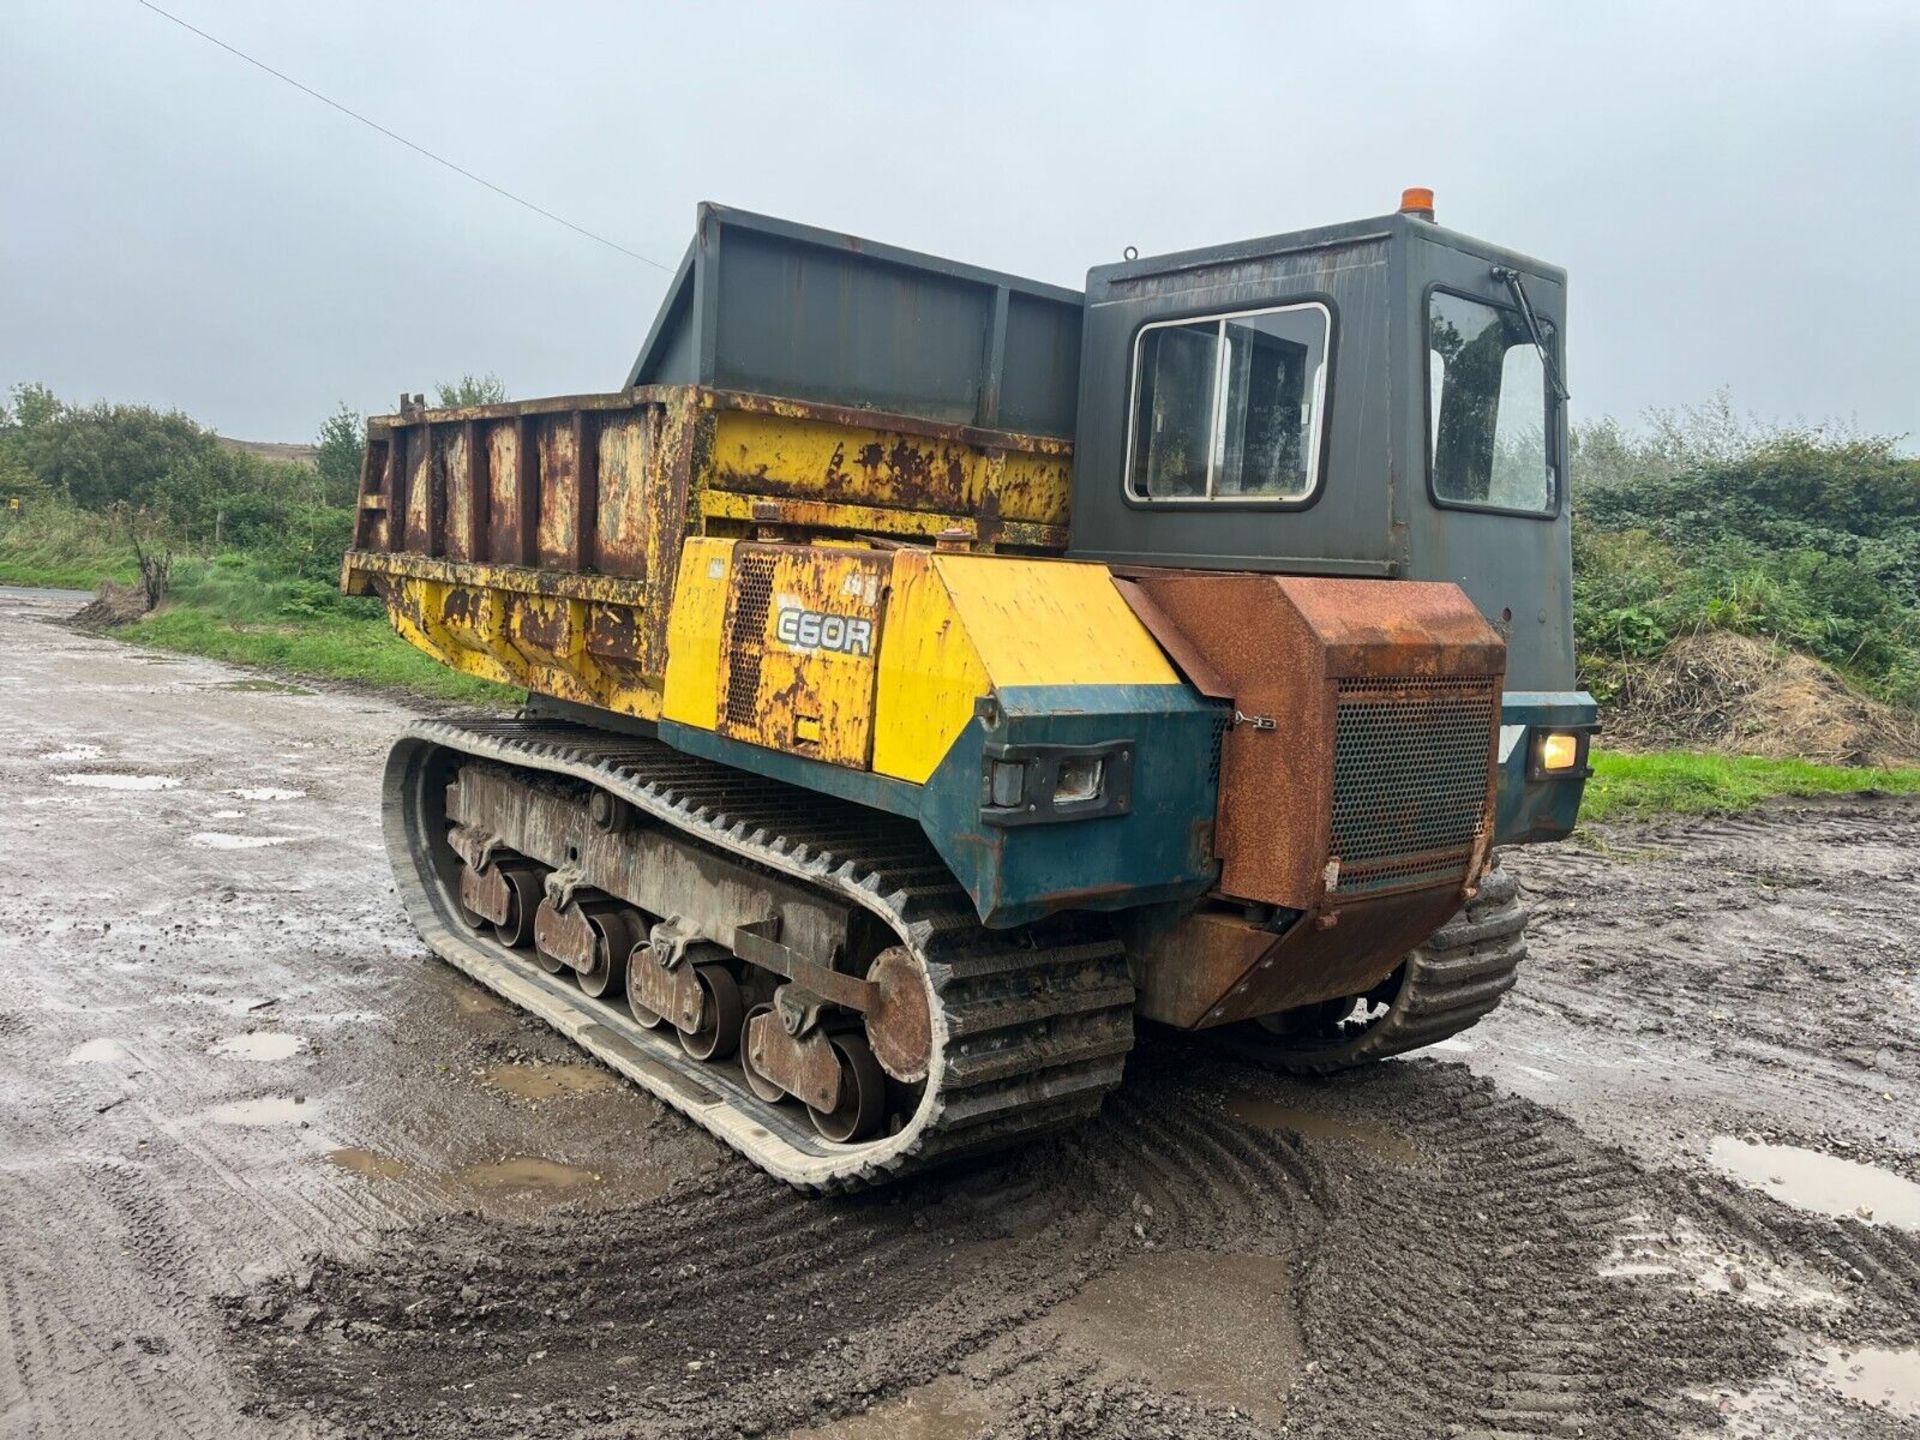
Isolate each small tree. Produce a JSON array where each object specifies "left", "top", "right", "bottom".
[
  {"left": 315, "top": 402, "right": 365, "bottom": 508},
  {"left": 6, "top": 382, "right": 63, "bottom": 433},
  {"left": 435, "top": 373, "right": 509, "bottom": 408},
  {"left": 110, "top": 501, "right": 172, "bottom": 610}
]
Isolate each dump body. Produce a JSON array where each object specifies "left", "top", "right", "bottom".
[{"left": 345, "top": 386, "right": 1073, "bottom": 719}]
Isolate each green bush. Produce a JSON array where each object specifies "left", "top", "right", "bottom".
[{"left": 1572, "top": 424, "right": 1920, "bottom": 708}]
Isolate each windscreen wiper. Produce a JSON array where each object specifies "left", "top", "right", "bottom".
[{"left": 1492, "top": 265, "right": 1569, "bottom": 402}]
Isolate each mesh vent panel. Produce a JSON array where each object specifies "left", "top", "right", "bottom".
[
  {"left": 1206, "top": 706, "right": 1231, "bottom": 787},
  {"left": 723, "top": 552, "right": 778, "bottom": 728},
  {"left": 1330, "top": 679, "right": 1494, "bottom": 895}
]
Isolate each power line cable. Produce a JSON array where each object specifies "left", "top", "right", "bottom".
[{"left": 133, "top": 0, "right": 674, "bottom": 273}]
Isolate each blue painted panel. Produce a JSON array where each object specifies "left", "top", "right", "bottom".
[
  {"left": 660, "top": 681, "right": 1222, "bottom": 929},
  {"left": 1495, "top": 691, "right": 1598, "bottom": 844},
  {"left": 920, "top": 683, "right": 1220, "bottom": 927}
]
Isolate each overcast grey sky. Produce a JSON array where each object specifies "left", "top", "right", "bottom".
[{"left": 4, "top": 1, "right": 1917, "bottom": 444}]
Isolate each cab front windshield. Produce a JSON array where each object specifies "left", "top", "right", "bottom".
[{"left": 1427, "top": 290, "right": 1557, "bottom": 514}]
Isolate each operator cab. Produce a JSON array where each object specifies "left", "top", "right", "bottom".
[{"left": 1069, "top": 190, "right": 1594, "bottom": 842}]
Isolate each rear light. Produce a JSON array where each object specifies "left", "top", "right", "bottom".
[
  {"left": 1053, "top": 756, "right": 1105, "bottom": 806},
  {"left": 981, "top": 743, "right": 1133, "bottom": 826}
]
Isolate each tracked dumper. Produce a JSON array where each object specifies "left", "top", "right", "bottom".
[{"left": 345, "top": 192, "right": 1597, "bottom": 1188}]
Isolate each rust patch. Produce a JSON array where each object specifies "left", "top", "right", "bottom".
[
  {"left": 1128, "top": 886, "right": 1461, "bottom": 1029},
  {"left": 1132, "top": 572, "right": 1503, "bottom": 910}
]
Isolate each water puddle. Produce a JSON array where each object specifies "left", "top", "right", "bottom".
[
  {"left": 454, "top": 1157, "right": 601, "bottom": 1200},
  {"left": 455, "top": 988, "right": 507, "bottom": 1015},
  {"left": 210, "top": 1096, "right": 310, "bottom": 1126},
  {"left": 189, "top": 832, "right": 293, "bottom": 850},
  {"left": 227, "top": 786, "right": 305, "bottom": 802},
  {"left": 327, "top": 1147, "right": 412, "bottom": 1181},
  {"left": 212, "top": 1032, "right": 304, "bottom": 1061},
  {"left": 57, "top": 772, "right": 181, "bottom": 791},
  {"left": 1819, "top": 1344, "right": 1920, "bottom": 1421},
  {"left": 210, "top": 809, "right": 245, "bottom": 819},
  {"left": 1709, "top": 1137, "right": 1920, "bottom": 1230},
  {"left": 788, "top": 1375, "right": 988, "bottom": 1440},
  {"left": 1225, "top": 1093, "right": 1420, "bottom": 1166},
  {"left": 482, "top": 1063, "right": 618, "bottom": 1101},
  {"left": 1057, "top": 1250, "right": 1300, "bottom": 1425},
  {"left": 67, "top": 1038, "right": 131, "bottom": 1064},
  {"left": 212, "top": 679, "right": 313, "bottom": 696},
  {"left": 41, "top": 744, "right": 103, "bottom": 762}
]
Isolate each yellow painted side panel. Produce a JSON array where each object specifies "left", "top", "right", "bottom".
[
  {"left": 871, "top": 552, "right": 991, "bottom": 784},
  {"left": 708, "top": 407, "right": 1071, "bottom": 526},
  {"left": 661, "top": 538, "right": 734, "bottom": 730},
  {"left": 719, "top": 549, "right": 890, "bottom": 768},
  {"left": 383, "top": 576, "right": 663, "bottom": 721},
  {"left": 698, "top": 490, "right": 1067, "bottom": 550},
  {"left": 929, "top": 554, "right": 1179, "bottom": 688}
]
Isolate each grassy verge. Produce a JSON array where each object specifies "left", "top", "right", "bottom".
[
  {"left": 0, "top": 537, "right": 512, "bottom": 706},
  {"left": 0, "top": 506, "right": 140, "bottom": 589},
  {"left": 1581, "top": 748, "right": 1920, "bottom": 822},
  {"left": 118, "top": 605, "right": 513, "bottom": 706}
]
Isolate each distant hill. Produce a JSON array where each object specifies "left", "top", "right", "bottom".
[{"left": 216, "top": 436, "right": 317, "bottom": 466}]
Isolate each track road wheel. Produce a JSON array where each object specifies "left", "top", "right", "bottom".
[
  {"left": 493, "top": 868, "right": 542, "bottom": 950},
  {"left": 809, "top": 1034, "right": 886, "bottom": 1144},
  {"left": 677, "top": 963, "right": 743, "bottom": 1062},
  {"left": 457, "top": 889, "right": 489, "bottom": 932},
  {"left": 628, "top": 960, "right": 666, "bottom": 1030},
  {"left": 739, "top": 1004, "right": 789, "bottom": 1104},
  {"left": 576, "top": 910, "right": 635, "bottom": 1001},
  {"left": 1225, "top": 858, "right": 1530, "bottom": 1073}
]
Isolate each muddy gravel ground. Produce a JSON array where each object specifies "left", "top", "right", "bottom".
[{"left": 1, "top": 584, "right": 1916, "bottom": 1440}]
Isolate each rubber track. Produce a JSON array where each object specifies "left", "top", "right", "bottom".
[
  {"left": 1219, "top": 859, "right": 1530, "bottom": 1073},
  {"left": 382, "top": 717, "right": 1135, "bottom": 1190}
]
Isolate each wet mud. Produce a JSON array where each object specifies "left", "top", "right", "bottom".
[{"left": 2, "top": 584, "right": 1918, "bottom": 1438}]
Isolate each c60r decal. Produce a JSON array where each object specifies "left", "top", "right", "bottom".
[{"left": 775, "top": 605, "right": 874, "bottom": 657}]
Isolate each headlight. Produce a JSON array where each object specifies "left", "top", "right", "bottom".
[
  {"left": 1539, "top": 732, "right": 1580, "bottom": 771},
  {"left": 1528, "top": 726, "right": 1594, "bottom": 780}
]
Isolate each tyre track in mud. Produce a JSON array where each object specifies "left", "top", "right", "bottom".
[{"left": 227, "top": 1054, "right": 1801, "bottom": 1439}]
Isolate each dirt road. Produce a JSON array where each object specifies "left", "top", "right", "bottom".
[{"left": 1, "top": 584, "right": 1915, "bottom": 1439}]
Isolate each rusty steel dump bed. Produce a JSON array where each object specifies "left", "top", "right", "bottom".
[{"left": 341, "top": 385, "right": 1074, "bottom": 718}]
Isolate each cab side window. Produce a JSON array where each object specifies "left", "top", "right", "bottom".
[{"left": 1127, "top": 303, "right": 1329, "bottom": 504}]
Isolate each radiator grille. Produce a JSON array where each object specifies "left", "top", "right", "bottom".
[
  {"left": 723, "top": 552, "right": 778, "bottom": 728},
  {"left": 1329, "top": 677, "right": 1495, "bottom": 896}
]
